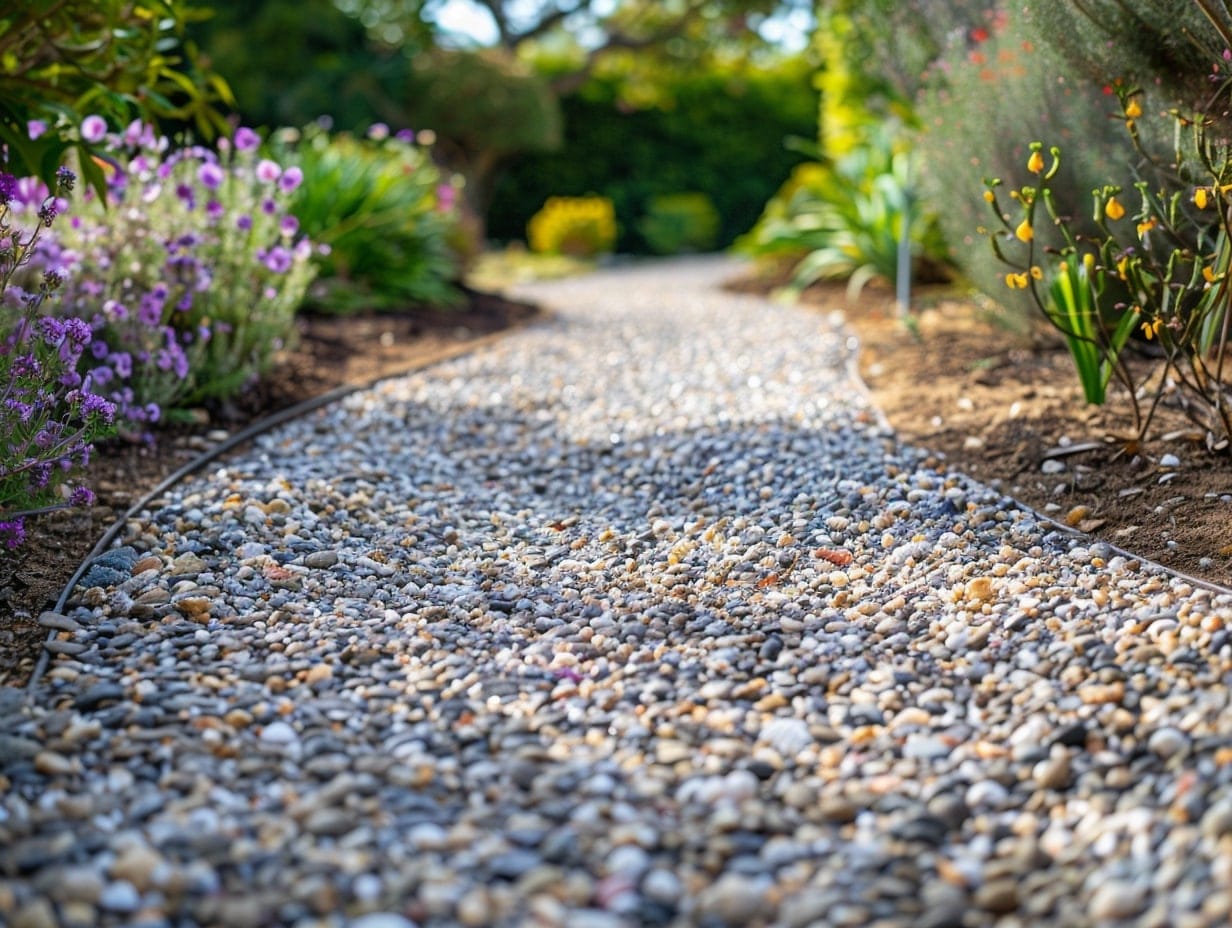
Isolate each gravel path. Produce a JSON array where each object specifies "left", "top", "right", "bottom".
[{"left": 5, "top": 255, "right": 1232, "bottom": 928}]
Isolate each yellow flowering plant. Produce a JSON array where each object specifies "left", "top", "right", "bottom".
[{"left": 983, "top": 84, "right": 1232, "bottom": 451}]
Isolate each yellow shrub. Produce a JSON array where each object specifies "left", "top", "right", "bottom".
[{"left": 527, "top": 196, "right": 617, "bottom": 257}]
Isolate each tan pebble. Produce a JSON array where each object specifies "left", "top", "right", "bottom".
[
  {"left": 175, "top": 597, "right": 211, "bottom": 621},
  {"left": 110, "top": 844, "right": 165, "bottom": 892},
  {"left": 131, "top": 556, "right": 162, "bottom": 574},
  {"left": 754, "top": 691, "right": 788, "bottom": 712},
  {"left": 456, "top": 888, "right": 491, "bottom": 927},
  {"left": 11, "top": 897, "right": 57, "bottom": 928},
  {"left": 34, "top": 750, "right": 75, "bottom": 776},
  {"left": 1078, "top": 681, "right": 1125, "bottom": 705},
  {"left": 304, "top": 664, "right": 333, "bottom": 685},
  {"left": 975, "top": 879, "right": 1019, "bottom": 914},
  {"left": 264, "top": 498, "right": 292, "bottom": 514},
  {"left": 965, "top": 577, "right": 996, "bottom": 603},
  {"left": 1065, "top": 505, "right": 1092, "bottom": 527}
]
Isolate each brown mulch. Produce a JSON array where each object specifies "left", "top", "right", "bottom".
[
  {"left": 728, "top": 269, "right": 1232, "bottom": 591},
  {"left": 0, "top": 288, "right": 539, "bottom": 688}
]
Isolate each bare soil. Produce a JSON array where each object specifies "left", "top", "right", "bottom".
[{"left": 0, "top": 289, "right": 538, "bottom": 687}]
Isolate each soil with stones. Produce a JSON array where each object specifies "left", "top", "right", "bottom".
[{"left": 728, "top": 272, "right": 1232, "bottom": 593}]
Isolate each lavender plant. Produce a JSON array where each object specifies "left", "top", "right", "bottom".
[
  {"left": 47, "top": 120, "right": 317, "bottom": 424},
  {"left": 0, "top": 168, "right": 117, "bottom": 548}
]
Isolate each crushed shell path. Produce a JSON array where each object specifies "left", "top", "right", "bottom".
[{"left": 5, "top": 256, "right": 1232, "bottom": 928}]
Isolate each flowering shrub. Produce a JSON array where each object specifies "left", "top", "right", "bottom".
[
  {"left": 45, "top": 120, "right": 317, "bottom": 423},
  {"left": 285, "top": 124, "right": 461, "bottom": 313},
  {"left": 0, "top": 168, "right": 116, "bottom": 548},
  {"left": 985, "top": 83, "right": 1232, "bottom": 451},
  {"left": 527, "top": 196, "right": 617, "bottom": 257}
]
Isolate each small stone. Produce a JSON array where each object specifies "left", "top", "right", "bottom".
[
  {"left": 259, "top": 721, "right": 299, "bottom": 745},
  {"left": 110, "top": 845, "right": 166, "bottom": 892},
  {"left": 696, "top": 873, "right": 767, "bottom": 926},
  {"left": 98, "top": 880, "right": 141, "bottom": 913},
  {"left": 167, "top": 553, "right": 207, "bottom": 576},
  {"left": 1159, "top": 453, "right": 1181, "bottom": 468},
  {"left": 1089, "top": 880, "right": 1147, "bottom": 920},
  {"left": 1033, "top": 751, "right": 1071, "bottom": 790},
  {"left": 974, "top": 879, "right": 1019, "bottom": 914},
  {"left": 305, "top": 550, "right": 340, "bottom": 569},
  {"left": 1041, "top": 459, "right": 1066, "bottom": 474},
  {"left": 1201, "top": 798, "right": 1232, "bottom": 840},
  {"left": 12, "top": 897, "right": 57, "bottom": 928},
  {"left": 655, "top": 739, "right": 692, "bottom": 765},
  {"left": 34, "top": 750, "right": 75, "bottom": 776},
  {"left": 759, "top": 718, "right": 812, "bottom": 756},
  {"left": 349, "top": 916, "right": 420, "bottom": 928},
  {"left": 1148, "top": 726, "right": 1188, "bottom": 758},
  {"left": 37, "top": 611, "right": 80, "bottom": 632}
]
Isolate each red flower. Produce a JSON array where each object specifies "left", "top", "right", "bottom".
[{"left": 971, "top": 26, "right": 989, "bottom": 43}]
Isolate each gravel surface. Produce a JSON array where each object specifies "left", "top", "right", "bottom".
[{"left": 5, "top": 255, "right": 1232, "bottom": 928}]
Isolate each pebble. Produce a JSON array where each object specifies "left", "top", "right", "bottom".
[{"left": 5, "top": 257, "right": 1232, "bottom": 928}]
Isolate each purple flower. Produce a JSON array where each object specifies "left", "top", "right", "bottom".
[
  {"left": 279, "top": 166, "right": 303, "bottom": 193},
  {"left": 38, "top": 317, "right": 66, "bottom": 344},
  {"left": 27, "top": 120, "right": 46, "bottom": 140},
  {"left": 69, "top": 486, "right": 96, "bottom": 506},
  {"left": 206, "top": 200, "right": 224, "bottom": 221},
  {"left": 0, "top": 519, "right": 26, "bottom": 549},
  {"left": 198, "top": 162, "right": 225, "bottom": 190},
  {"left": 280, "top": 215, "right": 300, "bottom": 237},
  {"left": 368, "top": 122, "right": 390, "bottom": 141},
  {"left": 81, "top": 114, "right": 108, "bottom": 143},
  {"left": 175, "top": 183, "right": 196, "bottom": 209},
  {"left": 263, "top": 246, "right": 293, "bottom": 274},
  {"left": 145, "top": 403, "right": 161, "bottom": 423},
  {"left": 137, "top": 293, "right": 163, "bottom": 326},
  {"left": 81, "top": 393, "right": 116, "bottom": 423},
  {"left": 0, "top": 173, "right": 16, "bottom": 206},
  {"left": 262, "top": 197, "right": 276, "bottom": 215},
  {"left": 396, "top": 128, "right": 416, "bottom": 143},
  {"left": 256, "top": 159, "right": 281, "bottom": 183},
  {"left": 236, "top": 214, "right": 252, "bottom": 231},
  {"left": 91, "top": 341, "right": 110, "bottom": 360},
  {"left": 234, "top": 127, "right": 260, "bottom": 151},
  {"left": 63, "top": 319, "right": 91, "bottom": 344},
  {"left": 112, "top": 352, "right": 132, "bottom": 378}
]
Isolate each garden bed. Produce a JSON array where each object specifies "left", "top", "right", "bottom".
[{"left": 0, "top": 290, "right": 538, "bottom": 687}]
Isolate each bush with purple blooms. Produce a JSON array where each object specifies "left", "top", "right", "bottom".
[
  {"left": 43, "top": 120, "right": 317, "bottom": 424},
  {"left": 0, "top": 168, "right": 117, "bottom": 548}
]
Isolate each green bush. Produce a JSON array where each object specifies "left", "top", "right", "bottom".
[
  {"left": 0, "top": 0, "right": 231, "bottom": 195},
  {"left": 488, "top": 58, "right": 816, "bottom": 253},
  {"left": 638, "top": 193, "right": 720, "bottom": 255},
  {"left": 285, "top": 125, "right": 462, "bottom": 313},
  {"left": 739, "top": 127, "right": 949, "bottom": 297},
  {"left": 527, "top": 196, "right": 617, "bottom": 257}
]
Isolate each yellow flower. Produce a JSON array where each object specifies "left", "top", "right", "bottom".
[
  {"left": 1195, "top": 187, "right": 1210, "bottom": 209},
  {"left": 1137, "top": 217, "right": 1157, "bottom": 237},
  {"left": 1015, "top": 218, "right": 1033, "bottom": 242},
  {"left": 1116, "top": 256, "right": 1130, "bottom": 279},
  {"left": 1005, "top": 272, "right": 1030, "bottom": 289},
  {"left": 1027, "top": 150, "right": 1045, "bottom": 174},
  {"left": 983, "top": 189, "right": 995, "bottom": 203},
  {"left": 1141, "top": 317, "right": 1163, "bottom": 340},
  {"left": 1030, "top": 265, "right": 1043, "bottom": 279},
  {"left": 1105, "top": 196, "right": 1126, "bottom": 220},
  {"left": 1125, "top": 98, "right": 1143, "bottom": 119},
  {"left": 1203, "top": 265, "right": 1223, "bottom": 284}
]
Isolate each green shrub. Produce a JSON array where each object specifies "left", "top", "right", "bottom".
[
  {"left": 638, "top": 193, "right": 720, "bottom": 255},
  {"left": 527, "top": 196, "right": 617, "bottom": 257},
  {"left": 488, "top": 58, "right": 816, "bottom": 253},
  {"left": 286, "top": 125, "right": 462, "bottom": 313},
  {"left": 739, "top": 127, "right": 948, "bottom": 297}
]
